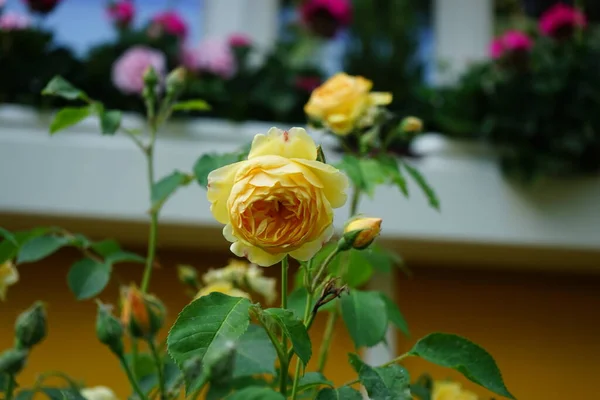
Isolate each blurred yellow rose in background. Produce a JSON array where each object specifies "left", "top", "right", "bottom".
[
  {"left": 207, "top": 127, "right": 348, "bottom": 266},
  {"left": 0, "top": 260, "right": 19, "bottom": 301},
  {"left": 195, "top": 281, "right": 250, "bottom": 300},
  {"left": 304, "top": 72, "right": 392, "bottom": 136},
  {"left": 433, "top": 381, "right": 478, "bottom": 400}
]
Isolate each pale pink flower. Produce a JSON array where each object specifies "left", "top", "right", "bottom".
[
  {"left": 182, "top": 38, "right": 236, "bottom": 79},
  {"left": 107, "top": 1, "right": 135, "bottom": 29},
  {"left": 489, "top": 30, "right": 533, "bottom": 59},
  {"left": 301, "top": 0, "right": 352, "bottom": 38},
  {"left": 539, "top": 3, "right": 586, "bottom": 38},
  {"left": 0, "top": 12, "right": 31, "bottom": 31},
  {"left": 228, "top": 33, "right": 252, "bottom": 48},
  {"left": 111, "top": 46, "right": 166, "bottom": 95},
  {"left": 149, "top": 11, "right": 187, "bottom": 38}
]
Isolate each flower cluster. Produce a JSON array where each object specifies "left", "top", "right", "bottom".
[
  {"left": 107, "top": 1, "right": 135, "bottom": 30},
  {"left": 300, "top": 0, "right": 352, "bottom": 38},
  {"left": 489, "top": 30, "right": 533, "bottom": 60},
  {"left": 539, "top": 3, "right": 586, "bottom": 38}
]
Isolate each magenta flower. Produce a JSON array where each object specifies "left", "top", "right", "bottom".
[
  {"left": 490, "top": 30, "right": 533, "bottom": 59},
  {"left": 182, "top": 38, "right": 236, "bottom": 79},
  {"left": 149, "top": 11, "right": 187, "bottom": 39},
  {"left": 107, "top": 1, "right": 135, "bottom": 29},
  {"left": 21, "top": 0, "right": 60, "bottom": 15},
  {"left": 301, "top": 0, "right": 352, "bottom": 38},
  {"left": 112, "top": 46, "right": 166, "bottom": 95},
  {"left": 228, "top": 33, "right": 252, "bottom": 48},
  {"left": 0, "top": 12, "right": 31, "bottom": 31},
  {"left": 539, "top": 3, "right": 586, "bottom": 38}
]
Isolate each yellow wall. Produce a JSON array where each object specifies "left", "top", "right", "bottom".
[{"left": 2, "top": 246, "right": 600, "bottom": 400}]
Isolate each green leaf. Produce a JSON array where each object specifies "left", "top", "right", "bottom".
[
  {"left": 329, "top": 249, "right": 374, "bottom": 288},
  {"left": 362, "top": 246, "right": 392, "bottom": 273},
  {"left": 315, "top": 387, "right": 363, "bottom": 400},
  {"left": 348, "top": 353, "right": 411, "bottom": 400},
  {"left": 0, "top": 228, "right": 17, "bottom": 246},
  {"left": 172, "top": 99, "right": 211, "bottom": 112},
  {"left": 105, "top": 251, "right": 145, "bottom": 265},
  {"left": 408, "top": 333, "right": 515, "bottom": 399},
  {"left": 193, "top": 152, "right": 243, "bottom": 188},
  {"left": 167, "top": 293, "right": 251, "bottom": 382},
  {"left": 99, "top": 110, "right": 122, "bottom": 135},
  {"left": 297, "top": 372, "right": 333, "bottom": 393},
  {"left": 90, "top": 239, "right": 121, "bottom": 257},
  {"left": 261, "top": 308, "right": 311, "bottom": 364},
  {"left": 233, "top": 325, "right": 277, "bottom": 378},
  {"left": 287, "top": 287, "right": 317, "bottom": 320},
  {"left": 341, "top": 290, "right": 388, "bottom": 348},
  {"left": 225, "top": 387, "right": 284, "bottom": 400},
  {"left": 359, "top": 158, "right": 388, "bottom": 197},
  {"left": 335, "top": 155, "right": 363, "bottom": 190},
  {"left": 17, "top": 235, "right": 70, "bottom": 263},
  {"left": 377, "top": 155, "right": 408, "bottom": 197},
  {"left": 42, "top": 76, "right": 89, "bottom": 101},
  {"left": 50, "top": 106, "right": 92, "bottom": 134},
  {"left": 151, "top": 171, "right": 193, "bottom": 209},
  {"left": 380, "top": 294, "right": 410, "bottom": 337},
  {"left": 401, "top": 162, "right": 440, "bottom": 210},
  {"left": 67, "top": 258, "right": 111, "bottom": 300},
  {"left": 0, "top": 228, "right": 51, "bottom": 264}
]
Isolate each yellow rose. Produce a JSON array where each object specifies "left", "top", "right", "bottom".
[
  {"left": 207, "top": 127, "right": 348, "bottom": 266},
  {"left": 195, "top": 282, "right": 250, "bottom": 300},
  {"left": 0, "top": 260, "right": 19, "bottom": 301},
  {"left": 304, "top": 72, "right": 392, "bottom": 136},
  {"left": 433, "top": 381, "right": 478, "bottom": 400},
  {"left": 203, "top": 259, "right": 248, "bottom": 285},
  {"left": 343, "top": 216, "right": 382, "bottom": 249}
]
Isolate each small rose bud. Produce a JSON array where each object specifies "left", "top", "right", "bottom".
[
  {"left": 0, "top": 348, "right": 28, "bottom": 375},
  {"left": 96, "top": 302, "right": 124, "bottom": 356},
  {"left": 399, "top": 117, "right": 423, "bottom": 136},
  {"left": 342, "top": 217, "right": 382, "bottom": 250},
  {"left": 166, "top": 67, "right": 187, "bottom": 96},
  {"left": 15, "top": 302, "right": 47, "bottom": 350},
  {"left": 143, "top": 66, "right": 159, "bottom": 88},
  {"left": 121, "top": 284, "right": 165, "bottom": 339},
  {"left": 177, "top": 265, "right": 198, "bottom": 288}
]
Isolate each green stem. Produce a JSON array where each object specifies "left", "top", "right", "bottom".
[
  {"left": 316, "top": 311, "right": 338, "bottom": 373},
  {"left": 140, "top": 125, "right": 158, "bottom": 294},
  {"left": 119, "top": 356, "right": 148, "bottom": 400},
  {"left": 342, "top": 353, "right": 412, "bottom": 387},
  {"left": 290, "top": 290, "right": 314, "bottom": 400},
  {"left": 5, "top": 375, "right": 15, "bottom": 400},
  {"left": 279, "top": 256, "right": 290, "bottom": 396},
  {"left": 148, "top": 339, "right": 166, "bottom": 400},
  {"left": 350, "top": 185, "right": 361, "bottom": 217},
  {"left": 310, "top": 248, "right": 341, "bottom": 293}
]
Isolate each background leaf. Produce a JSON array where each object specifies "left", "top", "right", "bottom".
[
  {"left": 296, "top": 372, "right": 333, "bottom": 393},
  {"left": 50, "top": 106, "right": 91, "bottom": 134},
  {"left": 172, "top": 99, "right": 211, "bottom": 111},
  {"left": 99, "top": 110, "right": 122, "bottom": 135},
  {"left": 401, "top": 162, "right": 440, "bottom": 210},
  {"left": 261, "top": 308, "right": 312, "bottom": 364},
  {"left": 408, "top": 333, "right": 515, "bottom": 399},
  {"left": 315, "top": 387, "right": 363, "bottom": 400},
  {"left": 193, "top": 152, "right": 244, "bottom": 188},
  {"left": 335, "top": 155, "right": 363, "bottom": 190},
  {"left": 225, "top": 387, "right": 284, "bottom": 400},
  {"left": 359, "top": 158, "right": 388, "bottom": 197},
  {"left": 67, "top": 258, "right": 111, "bottom": 300},
  {"left": 17, "top": 235, "right": 70, "bottom": 263},
  {"left": 233, "top": 325, "right": 277, "bottom": 378},
  {"left": 380, "top": 293, "right": 410, "bottom": 337},
  {"left": 341, "top": 290, "right": 388, "bottom": 348},
  {"left": 151, "top": 171, "right": 193, "bottom": 209},
  {"left": 42, "top": 76, "right": 89, "bottom": 101},
  {"left": 348, "top": 353, "right": 411, "bottom": 400}
]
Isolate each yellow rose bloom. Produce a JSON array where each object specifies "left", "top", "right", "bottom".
[
  {"left": 207, "top": 127, "right": 348, "bottom": 266},
  {"left": 433, "top": 381, "right": 478, "bottom": 400},
  {"left": 195, "top": 282, "right": 250, "bottom": 300},
  {"left": 304, "top": 72, "right": 392, "bottom": 136},
  {"left": 0, "top": 260, "right": 19, "bottom": 301}
]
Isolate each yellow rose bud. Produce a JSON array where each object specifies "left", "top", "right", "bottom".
[
  {"left": 343, "top": 217, "right": 382, "bottom": 250},
  {"left": 304, "top": 72, "right": 392, "bottom": 136},
  {"left": 195, "top": 282, "right": 250, "bottom": 300},
  {"left": 400, "top": 116, "right": 423, "bottom": 135},
  {"left": 433, "top": 381, "right": 478, "bottom": 400},
  {"left": 207, "top": 127, "right": 348, "bottom": 266},
  {"left": 0, "top": 260, "right": 19, "bottom": 301},
  {"left": 120, "top": 284, "right": 165, "bottom": 338}
]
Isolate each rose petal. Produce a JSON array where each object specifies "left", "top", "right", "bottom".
[
  {"left": 248, "top": 127, "right": 318, "bottom": 161},
  {"left": 207, "top": 161, "right": 244, "bottom": 224}
]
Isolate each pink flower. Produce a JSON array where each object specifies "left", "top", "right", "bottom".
[
  {"left": 301, "top": 0, "right": 352, "bottom": 38},
  {"left": 539, "top": 3, "right": 586, "bottom": 38},
  {"left": 295, "top": 76, "right": 321, "bottom": 93},
  {"left": 107, "top": 1, "right": 135, "bottom": 29},
  {"left": 149, "top": 11, "right": 187, "bottom": 39},
  {"left": 0, "top": 12, "right": 31, "bottom": 31},
  {"left": 489, "top": 30, "right": 533, "bottom": 59},
  {"left": 112, "top": 46, "right": 166, "bottom": 95},
  {"left": 21, "top": 0, "right": 60, "bottom": 14},
  {"left": 182, "top": 38, "right": 236, "bottom": 79},
  {"left": 228, "top": 33, "right": 252, "bottom": 48}
]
